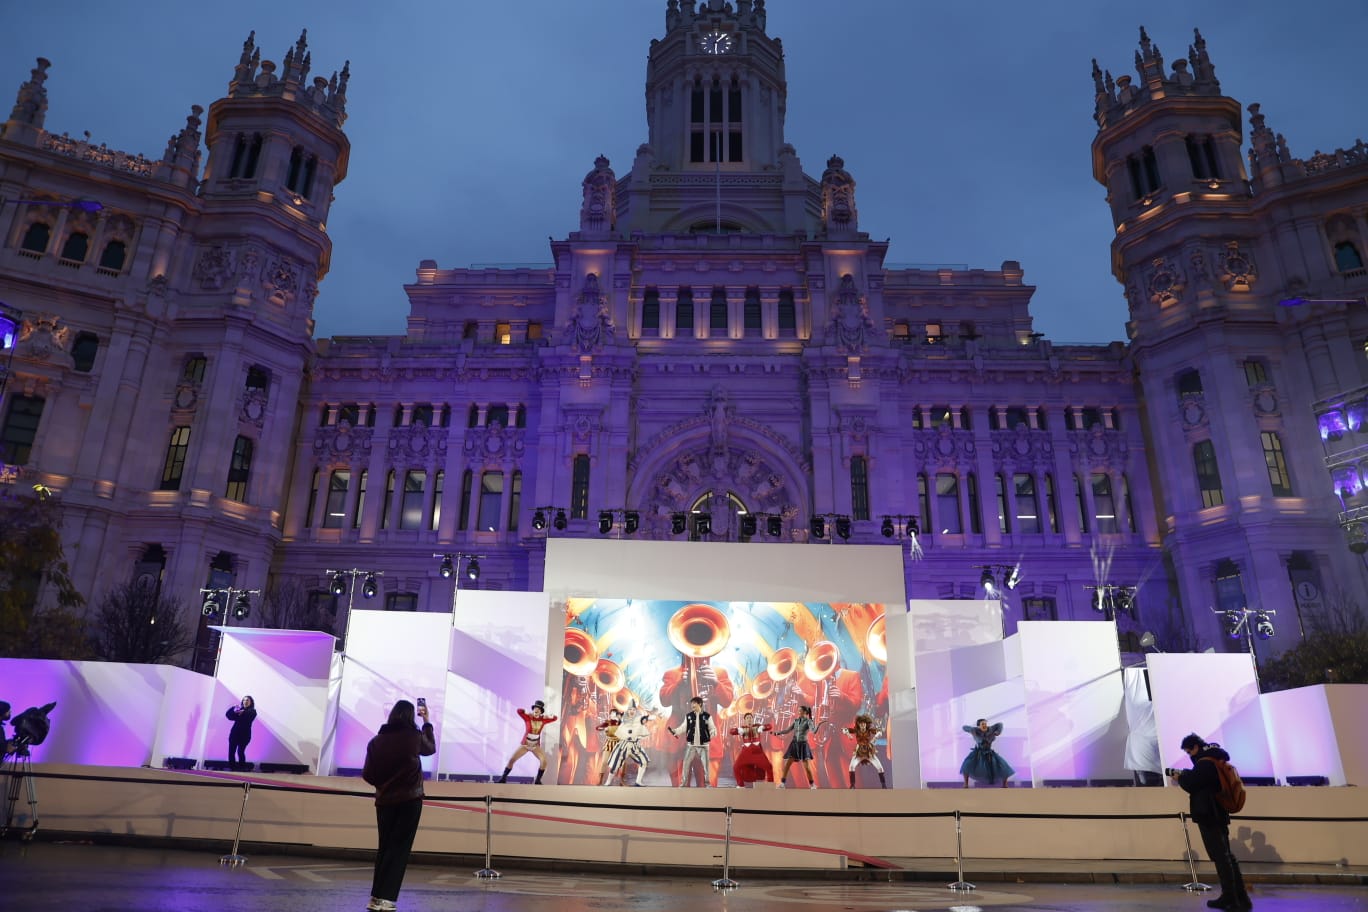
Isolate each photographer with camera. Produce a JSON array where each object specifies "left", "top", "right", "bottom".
[
  {"left": 1168, "top": 733, "right": 1252, "bottom": 910},
  {"left": 0, "top": 702, "right": 12, "bottom": 755}
]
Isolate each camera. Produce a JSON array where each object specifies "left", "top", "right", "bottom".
[{"left": 1164, "top": 767, "right": 1181, "bottom": 778}]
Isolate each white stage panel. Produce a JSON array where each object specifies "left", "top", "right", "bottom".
[
  {"left": 445, "top": 590, "right": 555, "bottom": 777},
  {"left": 1260, "top": 685, "right": 1348, "bottom": 786},
  {"left": 209, "top": 627, "right": 335, "bottom": 770},
  {"left": 1016, "top": 621, "right": 1129, "bottom": 784},
  {"left": 331, "top": 611, "right": 453, "bottom": 775},
  {"left": 1146, "top": 653, "right": 1272, "bottom": 779}
]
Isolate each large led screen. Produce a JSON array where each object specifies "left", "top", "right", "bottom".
[{"left": 557, "top": 599, "right": 891, "bottom": 788}]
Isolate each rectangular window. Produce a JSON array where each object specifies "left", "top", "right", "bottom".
[
  {"left": 430, "top": 470, "right": 444, "bottom": 531},
  {"left": 509, "top": 470, "right": 522, "bottom": 532},
  {"left": 400, "top": 470, "right": 426, "bottom": 530},
  {"left": 1022, "top": 597, "right": 1057, "bottom": 621},
  {"left": 1194, "top": 440, "right": 1224, "bottom": 508},
  {"left": 486, "top": 404, "right": 510, "bottom": 427},
  {"left": 935, "top": 473, "right": 962, "bottom": 534},
  {"left": 381, "top": 470, "right": 395, "bottom": 530},
  {"left": 526, "top": 321, "right": 543, "bottom": 342},
  {"left": 478, "top": 471, "right": 503, "bottom": 531},
  {"left": 458, "top": 469, "right": 473, "bottom": 531},
  {"left": 642, "top": 289, "right": 660, "bottom": 332},
  {"left": 1014, "top": 473, "right": 1041, "bottom": 533},
  {"left": 966, "top": 473, "right": 982, "bottom": 534},
  {"left": 225, "top": 435, "right": 254, "bottom": 502},
  {"left": 928, "top": 406, "right": 954, "bottom": 430},
  {"left": 1092, "top": 473, "right": 1119, "bottom": 533},
  {"left": 322, "top": 469, "right": 351, "bottom": 528},
  {"left": 1242, "top": 360, "right": 1268, "bottom": 386},
  {"left": 571, "top": 454, "right": 591, "bottom": 520},
  {"left": 182, "top": 356, "right": 207, "bottom": 385},
  {"left": 1214, "top": 560, "right": 1245, "bottom": 614},
  {"left": 1044, "top": 474, "right": 1060, "bottom": 533},
  {"left": 1122, "top": 473, "right": 1137, "bottom": 532},
  {"left": 676, "top": 289, "right": 694, "bottom": 335},
  {"left": 995, "top": 474, "right": 1011, "bottom": 534},
  {"left": 850, "top": 455, "right": 870, "bottom": 521},
  {"left": 0, "top": 394, "right": 45, "bottom": 465},
  {"left": 743, "top": 288, "right": 762, "bottom": 334},
  {"left": 1074, "top": 474, "right": 1090, "bottom": 533},
  {"left": 1261, "top": 432, "right": 1293, "bottom": 496},
  {"left": 411, "top": 403, "right": 434, "bottom": 427},
  {"left": 385, "top": 592, "right": 419, "bottom": 612},
  {"left": 777, "top": 289, "right": 796, "bottom": 333},
  {"left": 710, "top": 287, "right": 728, "bottom": 332},
  {"left": 159, "top": 426, "right": 192, "bottom": 491},
  {"left": 917, "top": 473, "right": 932, "bottom": 534},
  {"left": 494, "top": 321, "right": 512, "bottom": 345},
  {"left": 925, "top": 322, "right": 942, "bottom": 344},
  {"left": 353, "top": 469, "right": 367, "bottom": 529},
  {"left": 305, "top": 468, "right": 320, "bottom": 528}
]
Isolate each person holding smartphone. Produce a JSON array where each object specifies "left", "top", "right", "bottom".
[
  {"left": 362, "top": 699, "right": 435, "bottom": 912},
  {"left": 225, "top": 696, "right": 257, "bottom": 771}
]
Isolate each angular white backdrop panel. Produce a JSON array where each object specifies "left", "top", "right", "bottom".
[
  {"left": 444, "top": 589, "right": 555, "bottom": 776},
  {"left": 1016, "top": 621, "right": 1129, "bottom": 783},
  {"left": 209, "top": 627, "right": 335, "bottom": 770},
  {"left": 1147, "top": 652, "right": 1272, "bottom": 779},
  {"left": 333, "top": 611, "right": 453, "bottom": 775},
  {"left": 1259, "top": 684, "right": 1353, "bottom": 786}
]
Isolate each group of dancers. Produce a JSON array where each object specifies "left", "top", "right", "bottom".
[{"left": 491, "top": 699, "right": 1002, "bottom": 789}]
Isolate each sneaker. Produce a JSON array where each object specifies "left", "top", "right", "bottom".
[
  {"left": 776, "top": 782, "right": 786, "bottom": 789},
  {"left": 809, "top": 784, "right": 817, "bottom": 790},
  {"left": 368, "top": 899, "right": 397, "bottom": 912}
]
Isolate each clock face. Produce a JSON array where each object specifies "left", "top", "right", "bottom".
[{"left": 702, "top": 30, "right": 733, "bottom": 54}]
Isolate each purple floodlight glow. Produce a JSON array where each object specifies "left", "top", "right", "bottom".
[
  {"left": 1347, "top": 400, "right": 1367, "bottom": 432},
  {"left": 1320, "top": 410, "right": 1347, "bottom": 441},
  {"left": 0, "top": 314, "right": 16, "bottom": 350}
]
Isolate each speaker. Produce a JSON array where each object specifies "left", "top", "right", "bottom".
[
  {"left": 259, "top": 762, "right": 309, "bottom": 775},
  {"left": 162, "top": 757, "right": 196, "bottom": 771},
  {"left": 1286, "top": 775, "right": 1329, "bottom": 787}
]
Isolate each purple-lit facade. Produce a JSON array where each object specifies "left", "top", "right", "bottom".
[{"left": 0, "top": 6, "right": 1364, "bottom": 660}]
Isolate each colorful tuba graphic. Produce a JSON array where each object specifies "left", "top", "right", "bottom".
[
  {"left": 563, "top": 626, "right": 599, "bottom": 677},
  {"left": 667, "top": 603, "right": 731, "bottom": 707},
  {"left": 592, "top": 658, "right": 625, "bottom": 695},
  {"left": 804, "top": 640, "right": 841, "bottom": 744},
  {"left": 866, "top": 613, "right": 887, "bottom": 664}
]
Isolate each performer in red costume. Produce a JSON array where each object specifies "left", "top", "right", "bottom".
[
  {"left": 659, "top": 655, "right": 734, "bottom": 786},
  {"left": 729, "top": 712, "right": 774, "bottom": 787},
  {"left": 842, "top": 714, "right": 887, "bottom": 788},
  {"left": 497, "top": 700, "right": 558, "bottom": 785}
]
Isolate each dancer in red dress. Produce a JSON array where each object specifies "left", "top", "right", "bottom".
[
  {"left": 729, "top": 712, "right": 774, "bottom": 787},
  {"left": 497, "top": 700, "right": 559, "bottom": 784}
]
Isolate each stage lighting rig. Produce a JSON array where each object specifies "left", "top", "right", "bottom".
[
  {"left": 326, "top": 568, "right": 385, "bottom": 618},
  {"left": 670, "top": 512, "right": 687, "bottom": 535},
  {"left": 766, "top": 514, "right": 784, "bottom": 537},
  {"left": 740, "top": 513, "right": 758, "bottom": 537},
  {"left": 878, "top": 514, "right": 925, "bottom": 558},
  {"left": 530, "top": 505, "right": 570, "bottom": 535},
  {"left": 1085, "top": 584, "right": 1138, "bottom": 620},
  {"left": 594, "top": 508, "right": 643, "bottom": 537},
  {"left": 434, "top": 553, "right": 484, "bottom": 617},
  {"left": 200, "top": 586, "right": 262, "bottom": 624},
  {"left": 1211, "top": 606, "right": 1276, "bottom": 691}
]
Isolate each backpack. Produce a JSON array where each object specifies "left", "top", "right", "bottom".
[{"left": 1200, "top": 756, "right": 1247, "bottom": 814}]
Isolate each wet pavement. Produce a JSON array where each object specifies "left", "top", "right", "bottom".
[{"left": 2, "top": 842, "right": 1366, "bottom": 911}]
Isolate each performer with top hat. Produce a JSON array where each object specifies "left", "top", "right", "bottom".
[{"left": 497, "top": 700, "right": 559, "bottom": 784}]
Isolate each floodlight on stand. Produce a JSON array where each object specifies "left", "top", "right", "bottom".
[
  {"left": 553, "top": 509, "right": 568, "bottom": 531},
  {"left": 1004, "top": 565, "right": 1022, "bottom": 590},
  {"left": 766, "top": 515, "right": 783, "bottom": 537},
  {"left": 532, "top": 509, "right": 547, "bottom": 530},
  {"left": 1139, "top": 631, "right": 1158, "bottom": 652},
  {"left": 880, "top": 517, "right": 894, "bottom": 538},
  {"left": 1112, "top": 588, "right": 1133, "bottom": 615},
  {"left": 232, "top": 593, "right": 251, "bottom": 620},
  {"left": 201, "top": 595, "right": 221, "bottom": 617},
  {"left": 671, "top": 512, "right": 687, "bottom": 535},
  {"left": 739, "top": 513, "right": 757, "bottom": 537},
  {"left": 1224, "top": 610, "right": 1243, "bottom": 639},
  {"left": 835, "top": 516, "right": 852, "bottom": 540},
  {"left": 694, "top": 512, "right": 712, "bottom": 537},
  {"left": 466, "top": 557, "right": 480, "bottom": 581},
  {"left": 1255, "top": 611, "right": 1275, "bottom": 640},
  {"left": 810, "top": 516, "right": 826, "bottom": 539},
  {"left": 906, "top": 517, "right": 919, "bottom": 537},
  {"left": 330, "top": 574, "right": 347, "bottom": 597},
  {"left": 438, "top": 556, "right": 455, "bottom": 579},
  {"left": 980, "top": 567, "right": 999, "bottom": 597},
  {"left": 362, "top": 573, "right": 379, "bottom": 599},
  {"left": 624, "top": 511, "right": 640, "bottom": 535},
  {"left": 598, "top": 510, "right": 614, "bottom": 535},
  {"left": 1091, "top": 588, "right": 1108, "bottom": 613},
  {"left": 1347, "top": 521, "right": 1368, "bottom": 555}
]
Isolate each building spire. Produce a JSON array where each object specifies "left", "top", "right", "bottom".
[{"left": 6, "top": 57, "right": 50, "bottom": 132}]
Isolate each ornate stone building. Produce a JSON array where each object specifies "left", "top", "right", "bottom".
[{"left": 1, "top": 4, "right": 1363, "bottom": 661}]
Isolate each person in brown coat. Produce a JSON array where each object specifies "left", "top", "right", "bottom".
[{"left": 362, "top": 700, "right": 435, "bottom": 912}]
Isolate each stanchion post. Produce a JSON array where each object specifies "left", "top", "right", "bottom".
[
  {"left": 474, "top": 795, "right": 501, "bottom": 879},
  {"left": 711, "top": 805, "right": 740, "bottom": 891},
  {"left": 947, "top": 809, "right": 975, "bottom": 892},
  {"left": 219, "top": 781, "right": 251, "bottom": 867},
  {"left": 1178, "top": 811, "right": 1212, "bottom": 892}
]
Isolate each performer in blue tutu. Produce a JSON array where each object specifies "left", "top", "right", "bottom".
[{"left": 960, "top": 718, "right": 1013, "bottom": 788}]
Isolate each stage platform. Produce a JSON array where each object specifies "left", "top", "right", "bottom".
[{"left": 8, "top": 764, "right": 1366, "bottom": 873}]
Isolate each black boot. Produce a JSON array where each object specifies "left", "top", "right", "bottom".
[
  {"left": 878, "top": 772, "right": 887, "bottom": 789},
  {"left": 534, "top": 768, "right": 545, "bottom": 785},
  {"left": 848, "top": 771, "right": 856, "bottom": 789},
  {"left": 497, "top": 767, "right": 511, "bottom": 784}
]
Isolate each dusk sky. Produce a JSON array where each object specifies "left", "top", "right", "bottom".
[{"left": 5, "top": 1, "right": 1366, "bottom": 345}]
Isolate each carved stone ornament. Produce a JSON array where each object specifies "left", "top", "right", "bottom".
[
  {"left": 193, "top": 246, "right": 235, "bottom": 290},
  {"left": 639, "top": 444, "right": 795, "bottom": 539},
  {"left": 1179, "top": 392, "right": 1208, "bottom": 430},
  {"left": 821, "top": 155, "right": 858, "bottom": 234},
  {"left": 1219, "top": 241, "right": 1257, "bottom": 292},
  {"left": 463, "top": 424, "right": 526, "bottom": 461},
  {"left": 313, "top": 422, "right": 374, "bottom": 458},
  {"left": 1068, "top": 427, "right": 1129, "bottom": 469},
  {"left": 706, "top": 386, "right": 733, "bottom": 452},
  {"left": 579, "top": 155, "right": 616, "bottom": 235},
  {"left": 16, "top": 314, "right": 71, "bottom": 362},
  {"left": 1250, "top": 384, "right": 1279, "bottom": 417},
  {"left": 386, "top": 424, "right": 446, "bottom": 463},
  {"left": 265, "top": 259, "right": 298, "bottom": 306},
  {"left": 172, "top": 384, "right": 198, "bottom": 412},
  {"left": 564, "top": 272, "right": 616, "bottom": 353},
  {"left": 240, "top": 388, "right": 269, "bottom": 427},
  {"left": 910, "top": 426, "right": 976, "bottom": 470},
  {"left": 829, "top": 274, "right": 873, "bottom": 354},
  {"left": 1147, "top": 255, "right": 1185, "bottom": 307}
]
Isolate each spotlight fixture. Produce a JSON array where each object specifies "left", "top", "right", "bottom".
[
  {"left": 1224, "top": 610, "right": 1243, "bottom": 639},
  {"left": 553, "top": 509, "right": 568, "bottom": 531},
  {"left": 362, "top": 573, "right": 379, "bottom": 599},
  {"left": 1255, "top": 612, "right": 1275, "bottom": 640},
  {"left": 1091, "top": 588, "right": 1108, "bottom": 613},
  {"left": 671, "top": 512, "right": 687, "bottom": 535},
  {"left": 1112, "top": 588, "right": 1133, "bottom": 614},
  {"left": 330, "top": 575, "right": 347, "bottom": 597},
  {"left": 465, "top": 557, "right": 480, "bottom": 581},
  {"left": 1348, "top": 521, "right": 1368, "bottom": 555},
  {"left": 624, "top": 511, "right": 640, "bottom": 535},
  {"left": 766, "top": 515, "right": 783, "bottom": 537},
  {"left": 980, "top": 567, "right": 999, "bottom": 598},
  {"left": 438, "top": 556, "right": 455, "bottom": 579},
  {"left": 834, "top": 516, "right": 852, "bottom": 540},
  {"left": 880, "top": 517, "right": 894, "bottom": 538},
  {"left": 810, "top": 516, "right": 826, "bottom": 539},
  {"left": 598, "top": 510, "right": 614, "bottom": 535},
  {"left": 232, "top": 593, "right": 252, "bottom": 620},
  {"left": 201, "top": 595, "right": 221, "bottom": 617},
  {"left": 532, "top": 509, "right": 547, "bottom": 530},
  {"left": 907, "top": 517, "right": 920, "bottom": 536},
  {"left": 1004, "top": 566, "right": 1022, "bottom": 591},
  {"left": 694, "top": 512, "right": 712, "bottom": 537},
  {"left": 739, "top": 513, "right": 757, "bottom": 537}
]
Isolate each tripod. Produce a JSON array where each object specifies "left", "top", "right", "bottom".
[{"left": 1, "top": 745, "right": 39, "bottom": 841}]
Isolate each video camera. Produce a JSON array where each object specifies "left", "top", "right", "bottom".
[{"left": 6, "top": 702, "right": 56, "bottom": 756}]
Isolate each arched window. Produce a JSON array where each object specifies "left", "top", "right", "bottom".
[
  {"left": 353, "top": 469, "right": 367, "bottom": 529},
  {"left": 305, "top": 469, "right": 320, "bottom": 527},
  {"left": 98, "top": 239, "right": 127, "bottom": 272},
  {"left": 467, "top": 404, "right": 480, "bottom": 428},
  {"left": 1334, "top": 241, "right": 1364, "bottom": 273},
  {"left": 458, "top": 469, "right": 473, "bottom": 531},
  {"left": 478, "top": 471, "right": 503, "bottom": 531},
  {"left": 71, "top": 331, "right": 99, "bottom": 372},
  {"left": 322, "top": 469, "right": 350, "bottom": 528},
  {"left": 60, "top": 231, "right": 89, "bottom": 262},
  {"left": 159, "top": 426, "right": 192, "bottom": 491},
  {"left": 935, "top": 474, "right": 962, "bottom": 534},
  {"left": 1014, "top": 473, "right": 1041, "bottom": 533},
  {"left": 400, "top": 470, "right": 427, "bottom": 530},
  {"left": 20, "top": 222, "right": 51, "bottom": 253},
  {"left": 430, "top": 470, "right": 444, "bottom": 531},
  {"left": 381, "top": 470, "right": 396, "bottom": 530}
]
